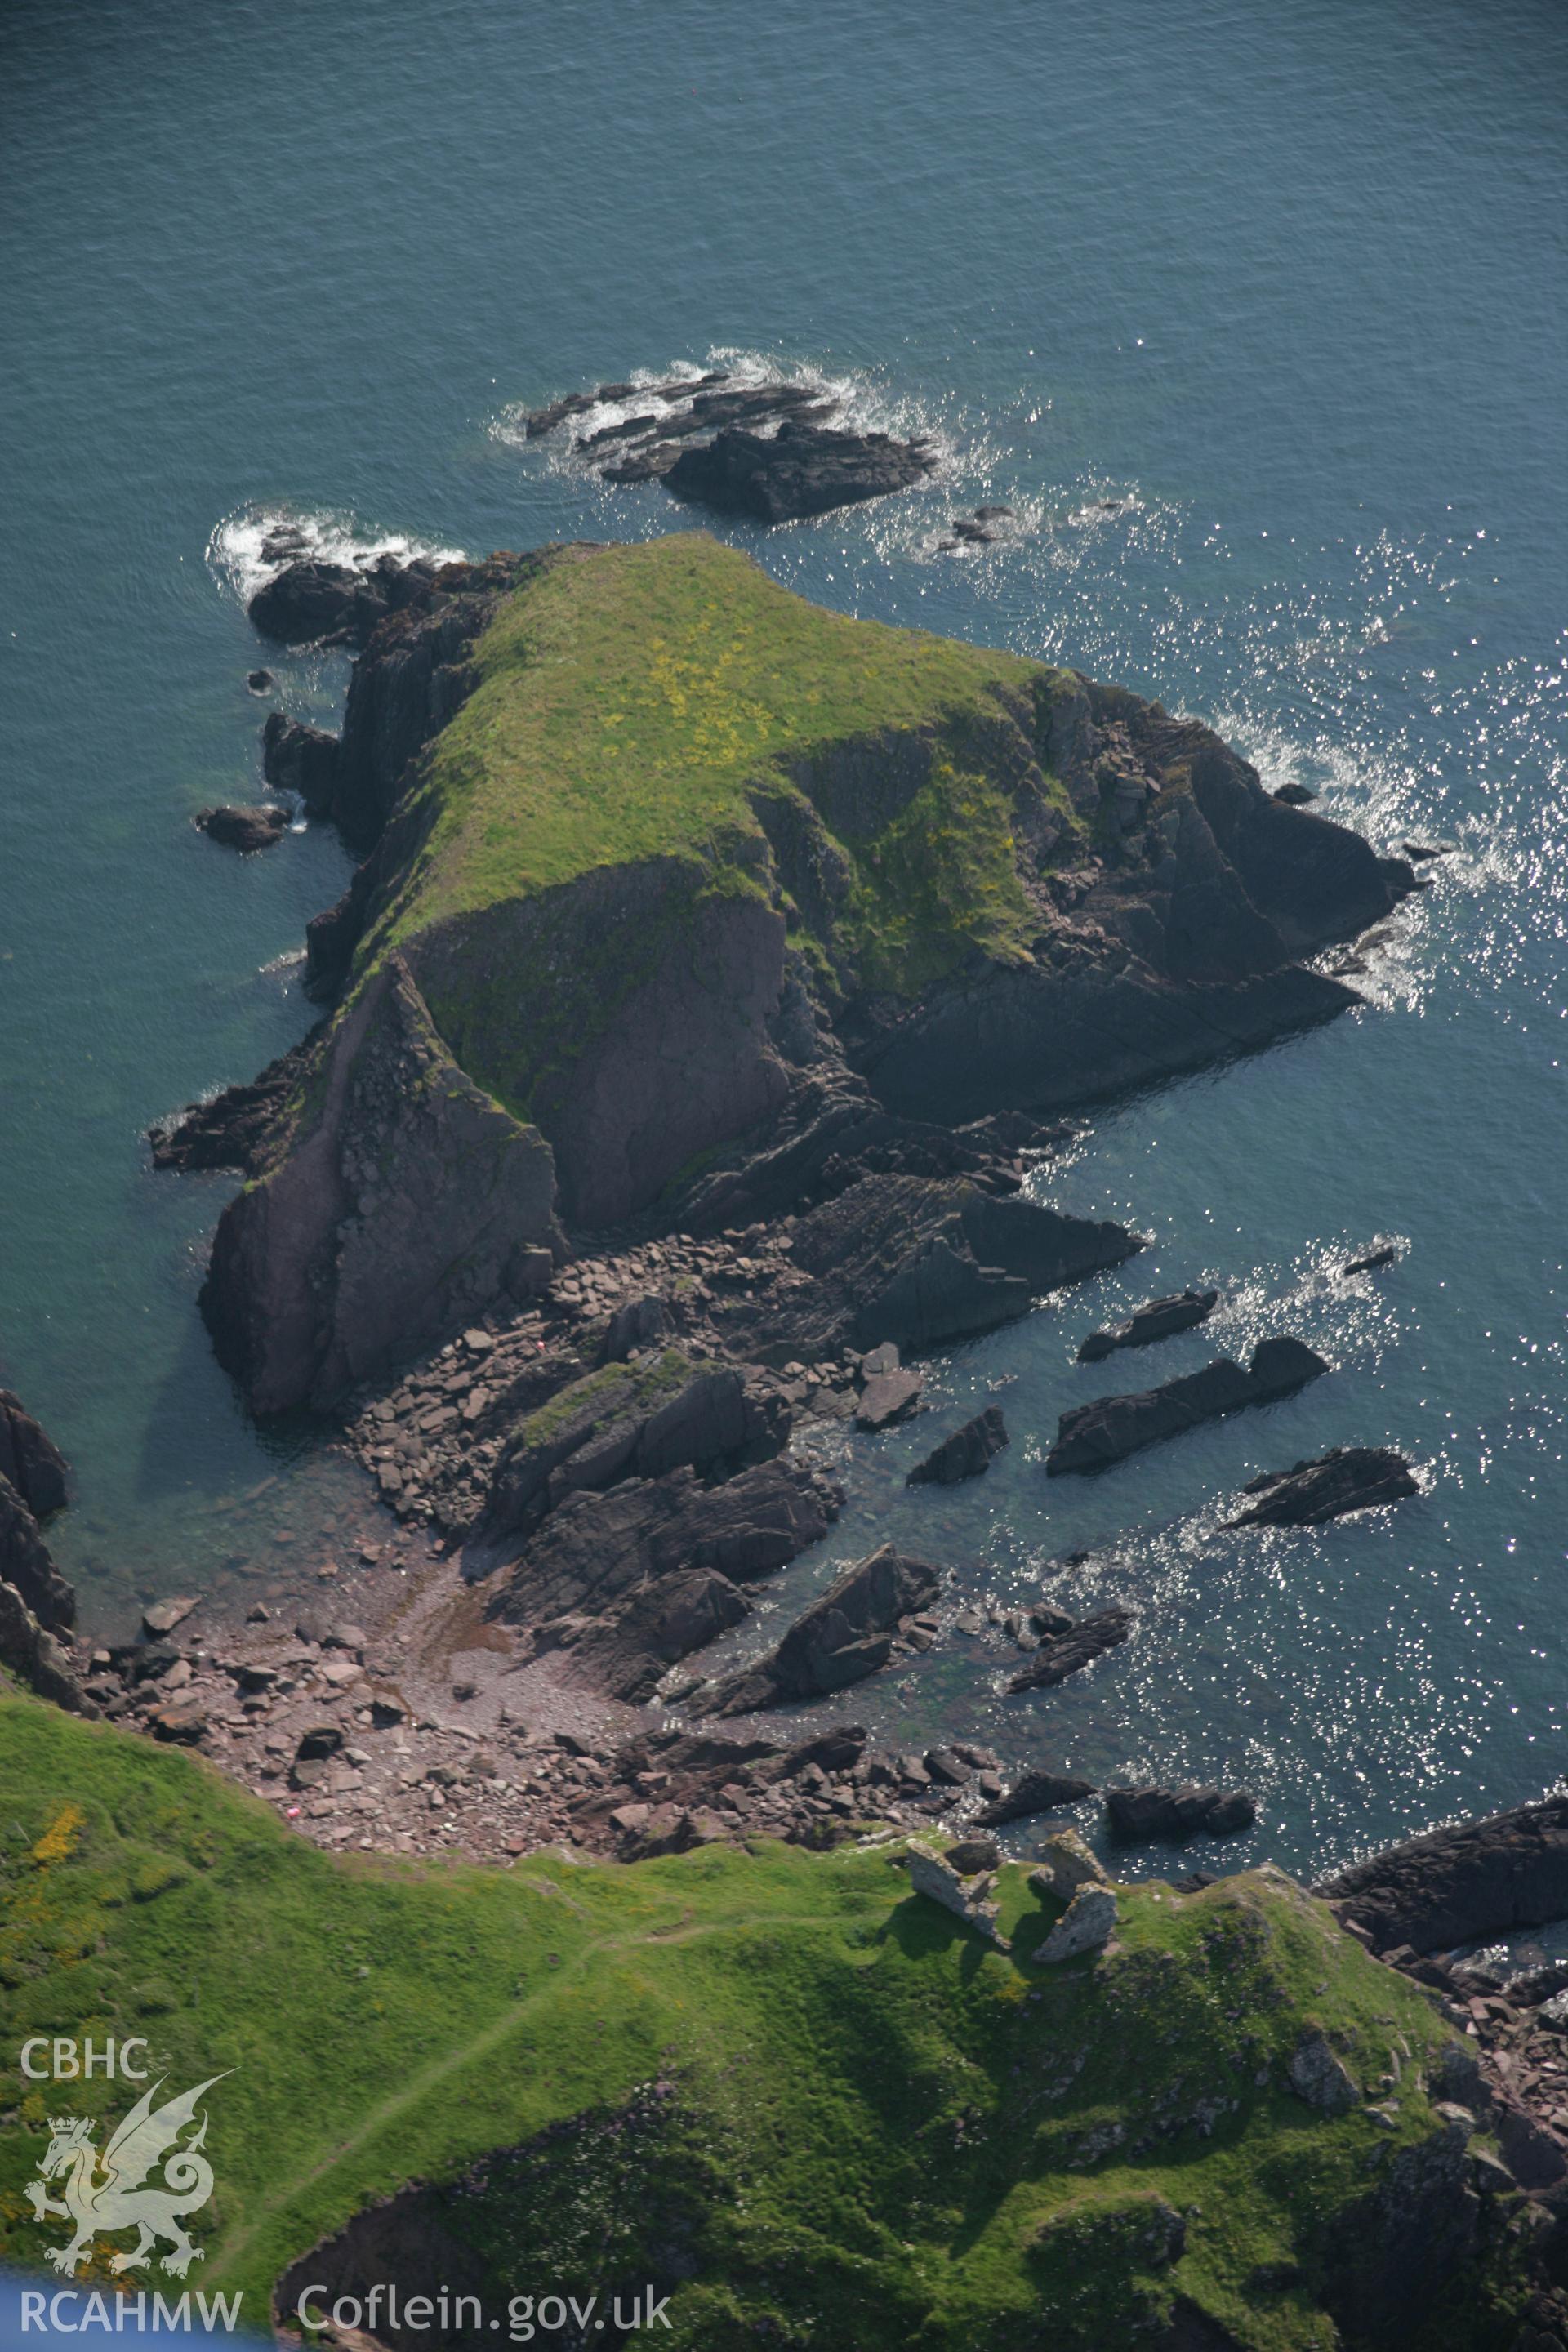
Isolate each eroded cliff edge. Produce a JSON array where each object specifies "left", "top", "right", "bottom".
[{"left": 167, "top": 535, "right": 1414, "bottom": 1413}]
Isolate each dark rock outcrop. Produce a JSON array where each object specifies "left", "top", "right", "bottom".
[
  {"left": 1105, "top": 1784, "right": 1257, "bottom": 1839},
  {"left": 1315, "top": 1793, "right": 1568, "bottom": 1955},
  {"left": 664, "top": 419, "right": 938, "bottom": 523},
  {"left": 1046, "top": 1336, "right": 1329, "bottom": 1476},
  {"left": 470, "top": 1354, "right": 788, "bottom": 1570},
  {"left": 1006, "top": 1607, "right": 1133, "bottom": 1691},
  {"left": 907, "top": 1405, "right": 1009, "bottom": 1486},
  {"left": 0, "top": 1574, "right": 83, "bottom": 1712},
  {"left": 0, "top": 1475, "right": 74, "bottom": 1632},
  {"left": 974, "top": 1766, "right": 1098, "bottom": 1824},
  {"left": 1345, "top": 1245, "right": 1398, "bottom": 1275},
  {"left": 261, "top": 712, "right": 340, "bottom": 813},
  {"left": 1316, "top": 2125, "right": 1488, "bottom": 2352},
  {"left": 247, "top": 551, "right": 459, "bottom": 648},
  {"left": 1077, "top": 1287, "right": 1219, "bottom": 1363},
  {"left": 769, "top": 1176, "right": 1143, "bottom": 1364},
  {"left": 691, "top": 1543, "right": 942, "bottom": 1715},
  {"left": 195, "top": 803, "right": 290, "bottom": 853},
  {"left": 0, "top": 1396, "right": 82, "bottom": 1711},
  {"left": 1228, "top": 1446, "right": 1418, "bottom": 1528},
  {"left": 0, "top": 1389, "right": 68, "bottom": 1520},
  {"left": 147, "top": 1029, "right": 323, "bottom": 1177},
  {"left": 489, "top": 1456, "right": 838, "bottom": 1702}
]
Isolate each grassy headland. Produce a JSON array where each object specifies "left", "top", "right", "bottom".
[
  {"left": 0, "top": 1696, "right": 1530, "bottom": 2349},
  {"left": 371, "top": 535, "right": 1068, "bottom": 1007}
]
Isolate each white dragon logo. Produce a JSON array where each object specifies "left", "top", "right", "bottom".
[{"left": 26, "top": 2074, "right": 229, "bottom": 2278}]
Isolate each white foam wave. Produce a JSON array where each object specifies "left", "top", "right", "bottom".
[{"left": 207, "top": 504, "right": 468, "bottom": 609}]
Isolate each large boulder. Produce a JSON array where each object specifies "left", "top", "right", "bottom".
[
  {"left": 664, "top": 420, "right": 938, "bottom": 523},
  {"left": 1227, "top": 1446, "right": 1419, "bottom": 1527},
  {"left": 195, "top": 804, "right": 289, "bottom": 853},
  {"left": 692, "top": 1543, "right": 942, "bottom": 1715},
  {"left": 907, "top": 1405, "right": 1009, "bottom": 1486},
  {"left": 1046, "top": 1337, "right": 1328, "bottom": 1475},
  {"left": 1104, "top": 1784, "right": 1258, "bottom": 1840},
  {"left": 974, "top": 1766, "right": 1098, "bottom": 1825}
]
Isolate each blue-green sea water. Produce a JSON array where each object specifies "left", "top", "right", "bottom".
[{"left": 4, "top": 0, "right": 1566, "bottom": 1878}]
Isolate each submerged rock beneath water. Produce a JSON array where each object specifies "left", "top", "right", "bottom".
[
  {"left": 1227, "top": 1446, "right": 1418, "bottom": 1527},
  {"left": 1076, "top": 1287, "right": 1220, "bottom": 1363},
  {"left": 1047, "top": 1336, "right": 1329, "bottom": 1475}
]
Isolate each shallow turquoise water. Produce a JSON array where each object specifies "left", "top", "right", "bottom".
[{"left": 2, "top": 0, "right": 1566, "bottom": 1874}]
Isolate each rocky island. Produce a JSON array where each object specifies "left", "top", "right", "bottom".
[{"left": 176, "top": 533, "right": 1413, "bottom": 1423}]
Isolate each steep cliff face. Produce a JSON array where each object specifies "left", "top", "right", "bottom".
[
  {"left": 178, "top": 536, "right": 1413, "bottom": 1411},
  {"left": 202, "top": 956, "right": 562, "bottom": 1414},
  {"left": 0, "top": 1390, "right": 82, "bottom": 1709}
]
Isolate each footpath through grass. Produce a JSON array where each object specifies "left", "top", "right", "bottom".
[{"left": 0, "top": 1698, "right": 1530, "bottom": 2349}]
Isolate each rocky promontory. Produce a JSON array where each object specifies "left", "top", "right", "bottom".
[{"left": 162, "top": 534, "right": 1413, "bottom": 1437}]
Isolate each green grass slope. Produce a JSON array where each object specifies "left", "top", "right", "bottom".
[
  {"left": 0, "top": 1699, "right": 1530, "bottom": 2349},
  {"left": 374, "top": 534, "right": 1069, "bottom": 1002}
]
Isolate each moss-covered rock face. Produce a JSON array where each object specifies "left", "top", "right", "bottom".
[{"left": 0, "top": 1701, "right": 1535, "bottom": 2350}]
